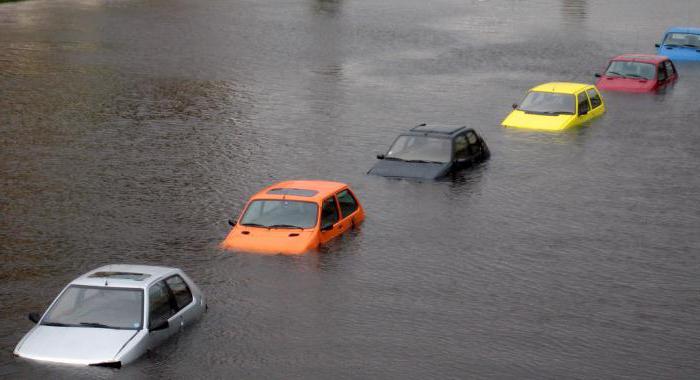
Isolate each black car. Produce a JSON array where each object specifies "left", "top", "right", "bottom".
[{"left": 368, "top": 124, "right": 490, "bottom": 180}]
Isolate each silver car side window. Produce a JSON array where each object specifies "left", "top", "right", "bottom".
[
  {"left": 165, "top": 275, "right": 193, "bottom": 311},
  {"left": 148, "top": 281, "right": 176, "bottom": 328}
]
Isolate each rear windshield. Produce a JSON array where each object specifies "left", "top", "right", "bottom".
[{"left": 42, "top": 286, "right": 144, "bottom": 330}]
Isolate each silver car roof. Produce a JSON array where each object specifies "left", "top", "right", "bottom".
[{"left": 70, "top": 264, "right": 181, "bottom": 289}]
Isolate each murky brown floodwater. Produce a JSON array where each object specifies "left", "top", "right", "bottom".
[{"left": 2, "top": 0, "right": 700, "bottom": 378}]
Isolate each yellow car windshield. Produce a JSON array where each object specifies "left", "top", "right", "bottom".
[{"left": 519, "top": 92, "right": 575, "bottom": 115}]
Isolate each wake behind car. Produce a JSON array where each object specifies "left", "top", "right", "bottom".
[
  {"left": 220, "top": 180, "right": 365, "bottom": 255},
  {"left": 595, "top": 54, "right": 678, "bottom": 92},
  {"left": 368, "top": 124, "right": 490, "bottom": 180},
  {"left": 502, "top": 82, "right": 605, "bottom": 131},
  {"left": 656, "top": 27, "right": 700, "bottom": 62},
  {"left": 14, "top": 265, "right": 206, "bottom": 368}
]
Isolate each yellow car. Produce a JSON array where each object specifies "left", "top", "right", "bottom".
[{"left": 502, "top": 82, "right": 605, "bottom": 131}]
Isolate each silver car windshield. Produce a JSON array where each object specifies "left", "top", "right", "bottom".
[
  {"left": 518, "top": 92, "right": 575, "bottom": 115},
  {"left": 240, "top": 200, "right": 318, "bottom": 229},
  {"left": 605, "top": 61, "right": 655, "bottom": 80},
  {"left": 385, "top": 135, "right": 451, "bottom": 163},
  {"left": 41, "top": 286, "right": 144, "bottom": 330}
]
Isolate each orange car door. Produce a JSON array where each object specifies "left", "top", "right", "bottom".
[
  {"left": 319, "top": 196, "right": 342, "bottom": 244},
  {"left": 336, "top": 189, "right": 360, "bottom": 232}
]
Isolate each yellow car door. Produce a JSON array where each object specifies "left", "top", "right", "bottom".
[
  {"left": 574, "top": 91, "right": 593, "bottom": 127},
  {"left": 586, "top": 87, "right": 606, "bottom": 119}
]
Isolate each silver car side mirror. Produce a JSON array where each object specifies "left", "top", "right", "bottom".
[
  {"left": 28, "top": 312, "right": 40, "bottom": 324},
  {"left": 149, "top": 320, "right": 169, "bottom": 332}
]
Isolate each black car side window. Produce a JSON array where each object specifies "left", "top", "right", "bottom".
[
  {"left": 165, "top": 275, "right": 193, "bottom": 312},
  {"left": 149, "top": 281, "right": 176, "bottom": 328},
  {"left": 454, "top": 135, "right": 468, "bottom": 160},
  {"left": 320, "top": 197, "right": 339, "bottom": 229},
  {"left": 577, "top": 92, "right": 590, "bottom": 115}
]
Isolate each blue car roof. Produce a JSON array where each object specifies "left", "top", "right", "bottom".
[{"left": 665, "top": 27, "right": 700, "bottom": 35}]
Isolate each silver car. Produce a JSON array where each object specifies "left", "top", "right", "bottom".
[{"left": 14, "top": 264, "right": 206, "bottom": 368}]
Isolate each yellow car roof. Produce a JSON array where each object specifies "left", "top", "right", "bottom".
[{"left": 529, "top": 82, "right": 591, "bottom": 94}]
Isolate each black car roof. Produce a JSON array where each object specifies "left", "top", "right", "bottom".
[{"left": 406, "top": 123, "right": 470, "bottom": 137}]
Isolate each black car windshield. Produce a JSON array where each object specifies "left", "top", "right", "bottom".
[
  {"left": 518, "top": 91, "right": 575, "bottom": 115},
  {"left": 385, "top": 135, "right": 451, "bottom": 163},
  {"left": 663, "top": 32, "right": 700, "bottom": 47},
  {"left": 605, "top": 61, "right": 655, "bottom": 79},
  {"left": 42, "top": 286, "right": 143, "bottom": 330},
  {"left": 240, "top": 200, "right": 318, "bottom": 229}
]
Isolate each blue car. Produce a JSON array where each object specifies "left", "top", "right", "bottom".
[{"left": 656, "top": 27, "right": 700, "bottom": 62}]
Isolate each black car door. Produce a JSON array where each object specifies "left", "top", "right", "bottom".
[{"left": 452, "top": 134, "right": 470, "bottom": 170}]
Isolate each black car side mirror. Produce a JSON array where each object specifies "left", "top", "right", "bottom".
[
  {"left": 579, "top": 109, "right": 588, "bottom": 116},
  {"left": 228, "top": 219, "right": 236, "bottom": 227},
  {"left": 655, "top": 43, "right": 660, "bottom": 48},
  {"left": 149, "top": 320, "right": 169, "bottom": 332},
  {"left": 511, "top": 103, "right": 518, "bottom": 109},
  {"left": 376, "top": 154, "right": 385, "bottom": 160},
  {"left": 320, "top": 224, "right": 334, "bottom": 232},
  {"left": 594, "top": 73, "right": 601, "bottom": 78},
  {"left": 28, "top": 312, "right": 40, "bottom": 324}
]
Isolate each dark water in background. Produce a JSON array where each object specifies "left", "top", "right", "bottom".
[{"left": 1, "top": 0, "right": 700, "bottom": 378}]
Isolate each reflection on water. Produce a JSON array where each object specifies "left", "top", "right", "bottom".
[{"left": 560, "top": 0, "right": 587, "bottom": 26}]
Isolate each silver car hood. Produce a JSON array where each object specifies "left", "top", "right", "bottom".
[{"left": 14, "top": 325, "right": 139, "bottom": 365}]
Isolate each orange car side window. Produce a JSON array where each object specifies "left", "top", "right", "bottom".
[
  {"left": 336, "top": 190, "right": 358, "bottom": 218},
  {"left": 320, "top": 197, "right": 340, "bottom": 228}
]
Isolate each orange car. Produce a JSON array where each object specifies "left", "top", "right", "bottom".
[{"left": 220, "top": 180, "right": 365, "bottom": 255}]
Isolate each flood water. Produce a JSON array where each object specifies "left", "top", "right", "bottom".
[{"left": 2, "top": 0, "right": 700, "bottom": 378}]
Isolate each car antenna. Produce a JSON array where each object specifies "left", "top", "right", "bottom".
[{"left": 105, "top": 279, "right": 109, "bottom": 286}]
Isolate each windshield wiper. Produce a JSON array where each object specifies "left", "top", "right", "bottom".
[
  {"left": 79, "top": 322, "right": 115, "bottom": 329},
  {"left": 606, "top": 71, "right": 627, "bottom": 78},
  {"left": 267, "top": 224, "right": 304, "bottom": 229},
  {"left": 241, "top": 223, "right": 268, "bottom": 228},
  {"left": 682, "top": 44, "right": 699, "bottom": 48},
  {"left": 42, "top": 322, "right": 72, "bottom": 327},
  {"left": 403, "top": 159, "right": 444, "bottom": 164},
  {"left": 383, "top": 156, "right": 404, "bottom": 161}
]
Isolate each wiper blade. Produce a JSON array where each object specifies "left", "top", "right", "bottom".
[
  {"left": 625, "top": 73, "right": 643, "bottom": 78},
  {"left": 79, "top": 322, "right": 114, "bottom": 329},
  {"left": 383, "top": 157, "right": 404, "bottom": 161},
  {"left": 682, "top": 44, "right": 699, "bottom": 48},
  {"left": 42, "top": 322, "right": 72, "bottom": 327},
  {"left": 267, "top": 224, "right": 304, "bottom": 229},
  {"left": 404, "top": 159, "right": 443, "bottom": 164},
  {"left": 241, "top": 223, "right": 267, "bottom": 228},
  {"left": 606, "top": 71, "right": 624, "bottom": 77}
]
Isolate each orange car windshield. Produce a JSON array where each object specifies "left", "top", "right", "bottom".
[{"left": 240, "top": 200, "right": 318, "bottom": 229}]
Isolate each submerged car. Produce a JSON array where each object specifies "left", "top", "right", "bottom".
[
  {"left": 656, "top": 27, "right": 700, "bottom": 62},
  {"left": 595, "top": 54, "right": 678, "bottom": 92},
  {"left": 14, "top": 265, "right": 206, "bottom": 368},
  {"left": 367, "top": 124, "right": 490, "bottom": 180},
  {"left": 502, "top": 82, "right": 605, "bottom": 131},
  {"left": 220, "top": 180, "right": 365, "bottom": 255}
]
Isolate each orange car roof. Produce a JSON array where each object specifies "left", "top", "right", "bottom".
[{"left": 251, "top": 180, "right": 349, "bottom": 202}]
